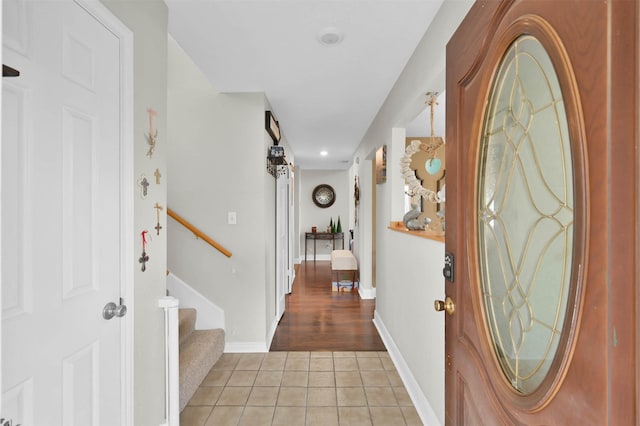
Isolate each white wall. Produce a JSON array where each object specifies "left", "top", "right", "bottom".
[
  {"left": 263, "top": 106, "right": 277, "bottom": 343},
  {"left": 351, "top": 0, "right": 473, "bottom": 424},
  {"left": 298, "top": 169, "right": 350, "bottom": 261},
  {"left": 100, "top": 1, "right": 168, "bottom": 424},
  {"left": 350, "top": 159, "right": 374, "bottom": 294},
  {"left": 376, "top": 232, "right": 445, "bottom": 424},
  {"left": 167, "top": 37, "right": 284, "bottom": 351}
]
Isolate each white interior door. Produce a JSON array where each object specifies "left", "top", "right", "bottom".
[
  {"left": 275, "top": 172, "right": 289, "bottom": 320},
  {"left": 287, "top": 170, "right": 294, "bottom": 293},
  {"left": 2, "top": 0, "right": 129, "bottom": 424}
]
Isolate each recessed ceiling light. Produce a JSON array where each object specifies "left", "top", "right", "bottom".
[
  {"left": 320, "top": 151, "right": 328, "bottom": 156},
  {"left": 317, "top": 27, "right": 344, "bottom": 46}
]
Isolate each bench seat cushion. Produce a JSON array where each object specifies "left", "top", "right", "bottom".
[{"left": 331, "top": 250, "right": 357, "bottom": 270}]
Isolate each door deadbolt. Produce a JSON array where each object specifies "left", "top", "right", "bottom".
[{"left": 443, "top": 252, "right": 454, "bottom": 282}]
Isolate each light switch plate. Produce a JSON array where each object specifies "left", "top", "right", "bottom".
[{"left": 228, "top": 211, "right": 237, "bottom": 225}]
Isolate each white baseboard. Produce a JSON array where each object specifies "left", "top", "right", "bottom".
[
  {"left": 302, "top": 254, "right": 331, "bottom": 261},
  {"left": 297, "top": 255, "right": 335, "bottom": 262},
  {"left": 289, "top": 269, "right": 296, "bottom": 289},
  {"left": 225, "top": 341, "right": 270, "bottom": 353},
  {"left": 373, "top": 311, "right": 441, "bottom": 426},
  {"left": 267, "top": 316, "right": 279, "bottom": 350},
  {"left": 358, "top": 286, "right": 376, "bottom": 299},
  {"left": 224, "top": 316, "right": 278, "bottom": 353}
]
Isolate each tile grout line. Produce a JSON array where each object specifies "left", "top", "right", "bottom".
[{"left": 183, "top": 351, "right": 419, "bottom": 425}]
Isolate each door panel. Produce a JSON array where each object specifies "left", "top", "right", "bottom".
[
  {"left": 2, "top": 0, "right": 124, "bottom": 423},
  {"left": 445, "top": 0, "right": 638, "bottom": 424}
]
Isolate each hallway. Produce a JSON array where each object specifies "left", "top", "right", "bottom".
[
  {"left": 270, "top": 261, "right": 385, "bottom": 351},
  {"left": 179, "top": 261, "right": 422, "bottom": 425}
]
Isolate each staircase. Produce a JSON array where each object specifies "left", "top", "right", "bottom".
[{"left": 178, "top": 307, "right": 225, "bottom": 411}]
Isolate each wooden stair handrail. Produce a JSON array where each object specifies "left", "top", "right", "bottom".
[{"left": 167, "top": 208, "right": 232, "bottom": 258}]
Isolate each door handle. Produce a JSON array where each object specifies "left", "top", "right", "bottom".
[
  {"left": 103, "top": 301, "right": 127, "bottom": 320},
  {"left": 434, "top": 297, "right": 455, "bottom": 315}
]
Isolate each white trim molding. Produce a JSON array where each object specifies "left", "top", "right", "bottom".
[
  {"left": 267, "top": 316, "right": 279, "bottom": 350},
  {"left": 373, "top": 311, "right": 441, "bottom": 426},
  {"left": 310, "top": 254, "right": 332, "bottom": 261},
  {"left": 225, "top": 342, "right": 270, "bottom": 353},
  {"left": 167, "top": 273, "right": 225, "bottom": 330},
  {"left": 358, "top": 287, "right": 376, "bottom": 299}
]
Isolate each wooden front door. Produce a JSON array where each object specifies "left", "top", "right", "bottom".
[{"left": 444, "top": 0, "right": 638, "bottom": 424}]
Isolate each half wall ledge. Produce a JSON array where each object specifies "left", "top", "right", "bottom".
[{"left": 388, "top": 221, "right": 445, "bottom": 243}]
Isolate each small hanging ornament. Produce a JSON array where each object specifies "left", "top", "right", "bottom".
[
  {"left": 138, "top": 174, "right": 150, "bottom": 199},
  {"left": 154, "top": 168, "right": 162, "bottom": 184},
  {"left": 145, "top": 108, "right": 158, "bottom": 159},
  {"left": 154, "top": 203, "right": 164, "bottom": 236},
  {"left": 422, "top": 94, "right": 444, "bottom": 176},
  {"left": 139, "top": 230, "right": 150, "bottom": 272}
]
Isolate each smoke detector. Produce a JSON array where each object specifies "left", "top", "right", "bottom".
[{"left": 317, "top": 27, "right": 344, "bottom": 46}]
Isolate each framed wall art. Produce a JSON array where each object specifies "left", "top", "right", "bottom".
[{"left": 265, "top": 110, "right": 281, "bottom": 144}]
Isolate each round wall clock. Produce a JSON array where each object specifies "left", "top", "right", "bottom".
[{"left": 312, "top": 184, "right": 336, "bottom": 208}]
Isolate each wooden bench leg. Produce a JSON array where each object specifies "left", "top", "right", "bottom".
[{"left": 332, "top": 269, "right": 359, "bottom": 292}]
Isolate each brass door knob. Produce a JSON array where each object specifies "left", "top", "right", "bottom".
[{"left": 434, "top": 297, "right": 455, "bottom": 315}]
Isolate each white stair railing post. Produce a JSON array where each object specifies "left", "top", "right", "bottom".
[{"left": 158, "top": 296, "right": 180, "bottom": 426}]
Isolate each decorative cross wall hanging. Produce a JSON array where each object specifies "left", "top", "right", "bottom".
[
  {"left": 139, "top": 230, "right": 150, "bottom": 271},
  {"left": 145, "top": 108, "right": 158, "bottom": 159},
  {"left": 138, "top": 175, "right": 150, "bottom": 199},
  {"left": 154, "top": 203, "right": 164, "bottom": 235},
  {"left": 154, "top": 168, "right": 162, "bottom": 184}
]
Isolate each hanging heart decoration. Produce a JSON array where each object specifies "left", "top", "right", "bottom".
[
  {"left": 400, "top": 140, "right": 444, "bottom": 203},
  {"left": 400, "top": 92, "right": 445, "bottom": 203},
  {"left": 425, "top": 158, "right": 442, "bottom": 175}
]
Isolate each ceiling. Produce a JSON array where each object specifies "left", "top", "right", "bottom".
[{"left": 166, "top": 0, "right": 444, "bottom": 170}]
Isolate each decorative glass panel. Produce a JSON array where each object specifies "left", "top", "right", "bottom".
[{"left": 477, "top": 35, "right": 574, "bottom": 394}]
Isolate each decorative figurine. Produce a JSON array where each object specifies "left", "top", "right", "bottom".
[
  {"left": 437, "top": 209, "right": 446, "bottom": 232},
  {"left": 403, "top": 204, "right": 431, "bottom": 231}
]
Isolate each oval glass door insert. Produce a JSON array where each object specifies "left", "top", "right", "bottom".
[{"left": 477, "top": 35, "right": 574, "bottom": 394}]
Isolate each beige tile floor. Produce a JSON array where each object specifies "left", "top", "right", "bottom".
[{"left": 180, "top": 351, "right": 423, "bottom": 426}]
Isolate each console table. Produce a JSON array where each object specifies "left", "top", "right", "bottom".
[{"left": 305, "top": 232, "right": 344, "bottom": 262}]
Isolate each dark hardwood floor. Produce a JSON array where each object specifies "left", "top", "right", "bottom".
[{"left": 270, "top": 261, "right": 386, "bottom": 352}]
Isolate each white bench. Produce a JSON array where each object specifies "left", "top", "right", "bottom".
[{"left": 331, "top": 250, "right": 358, "bottom": 291}]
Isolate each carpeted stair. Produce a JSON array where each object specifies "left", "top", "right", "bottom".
[{"left": 179, "top": 307, "right": 225, "bottom": 411}]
